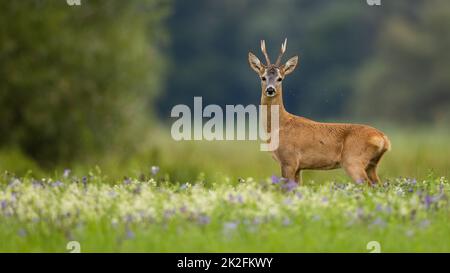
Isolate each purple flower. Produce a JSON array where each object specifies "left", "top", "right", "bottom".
[
  {"left": 223, "top": 221, "right": 238, "bottom": 231},
  {"left": 321, "top": 197, "right": 329, "bottom": 203},
  {"left": 1, "top": 200, "right": 7, "bottom": 210},
  {"left": 126, "top": 229, "right": 135, "bottom": 239},
  {"left": 385, "top": 206, "right": 392, "bottom": 214},
  {"left": 52, "top": 181, "right": 64, "bottom": 187},
  {"left": 63, "top": 169, "right": 71, "bottom": 178},
  {"left": 180, "top": 183, "right": 188, "bottom": 190},
  {"left": 151, "top": 166, "right": 160, "bottom": 176},
  {"left": 282, "top": 217, "right": 291, "bottom": 226},
  {"left": 228, "top": 193, "right": 234, "bottom": 202},
  {"left": 370, "top": 217, "right": 386, "bottom": 228},
  {"left": 18, "top": 228, "right": 27, "bottom": 237},
  {"left": 425, "top": 195, "right": 433, "bottom": 208},
  {"left": 179, "top": 205, "right": 187, "bottom": 213},
  {"left": 123, "top": 177, "right": 131, "bottom": 185},
  {"left": 281, "top": 180, "right": 298, "bottom": 192},
  {"left": 355, "top": 179, "right": 364, "bottom": 185},
  {"left": 271, "top": 175, "right": 280, "bottom": 184},
  {"left": 198, "top": 215, "right": 211, "bottom": 225},
  {"left": 375, "top": 204, "right": 383, "bottom": 211},
  {"left": 164, "top": 209, "right": 175, "bottom": 219},
  {"left": 82, "top": 176, "right": 88, "bottom": 187},
  {"left": 236, "top": 194, "right": 244, "bottom": 204}
]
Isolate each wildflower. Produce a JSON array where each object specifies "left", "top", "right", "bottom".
[
  {"left": 419, "top": 219, "right": 430, "bottom": 229},
  {"left": 385, "top": 205, "right": 392, "bottom": 214},
  {"left": 126, "top": 229, "right": 135, "bottom": 239},
  {"left": 108, "top": 191, "right": 117, "bottom": 198},
  {"left": 63, "top": 169, "right": 71, "bottom": 178},
  {"left": 82, "top": 176, "right": 88, "bottom": 187},
  {"left": 283, "top": 198, "right": 293, "bottom": 206},
  {"left": 375, "top": 204, "right": 383, "bottom": 211},
  {"left": 424, "top": 195, "right": 433, "bottom": 208},
  {"left": 124, "top": 214, "right": 133, "bottom": 223},
  {"left": 281, "top": 180, "right": 298, "bottom": 192},
  {"left": 355, "top": 178, "right": 364, "bottom": 185},
  {"left": 370, "top": 217, "right": 386, "bottom": 228},
  {"left": 271, "top": 175, "right": 280, "bottom": 184},
  {"left": 164, "top": 209, "right": 175, "bottom": 219},
  {"left": 198, "top": 215, "right": 211, "bottom": 225},
  {"left": 151, "top": 166, "right": 160, "bottom": 176},
  {"left": 282, "top": 217, "right": 291, "bottom": 226},
  {"left": 123, "top": 177, "right": 131, "bottom": 185},
  {"left": 180, "top": 183, "right": 188, "bottom": 190},
  {"left": 52, "top": 181, "right": 64, "bottom": 187},
  {"left": 223, "top": 221, "right": 238, "bottom": 231},
  {"left": 18, "top": 228, "right": 27, "bottom": 237},
  {"left": 1, "top": 200, "right": 7, "bottom": 210},
  {"left": 179, "top": 205, "right": 187, "bottom": 213},
  {"left": 236, "top": 194, "right": 244, "bottom": 204}
]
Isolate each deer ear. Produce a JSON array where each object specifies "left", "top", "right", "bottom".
[
  {"left": 281, "top": 56, "right": 298, "bottom": 75},
  {"left": 248, "top": 52, "right": 264, "bottom": 74}
]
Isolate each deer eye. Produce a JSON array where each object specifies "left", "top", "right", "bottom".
[
  {"left": 277, "top": 77, "right": 282, "bottom": 82},
  {"left": 261, "top": 77, "right": 266, "bottom": 81}
]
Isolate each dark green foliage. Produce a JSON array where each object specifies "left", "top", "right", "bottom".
[
  {"left": 0, "top": 0, "right": 170, "bottom": 165},
  {"left": 354, "top": 0, "right": 450, "bottom": 125}
]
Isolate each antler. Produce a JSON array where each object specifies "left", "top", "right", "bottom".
[
  {"left": 260, "top": 40, "right": 271, "bottom": 65},
  {"left": 275, "top": 38, "right": 287, "bottom": 66}
]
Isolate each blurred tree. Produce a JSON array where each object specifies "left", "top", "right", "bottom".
[
  {"left": 0, "top": 0, "right": 170, "bottom": 165},
  {"left": 354, "top": 0, "right": 450, "bottom": 125}
]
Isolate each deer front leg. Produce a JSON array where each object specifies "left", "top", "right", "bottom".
[{"left": 281, "top": 164, "right": 298, "bottom": 183}]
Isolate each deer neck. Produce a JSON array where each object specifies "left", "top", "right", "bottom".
[{"left": 260, "top": 86, "right": 290, "bottom": 132}]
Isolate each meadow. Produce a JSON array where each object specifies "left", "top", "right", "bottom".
[{"left": 0, "top": 128, "right": 449, "bottom": 252}]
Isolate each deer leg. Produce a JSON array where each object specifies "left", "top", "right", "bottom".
[
  {"left": 343, "top": 162, "right": 369, "bottom": 184},
  {"left": 365, "top": 152, "right": 385, "bottom": 184},
  {"left": 366, "top": 164, "right": 380, "bottom": 185},
  {"left": 281, "top": 165, "right": 297, "bottom": 183},
  {"left": 295, "top": 169, "right": 302, "bottom": 185}
]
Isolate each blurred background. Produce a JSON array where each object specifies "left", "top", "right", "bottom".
[{"left": 1, "top": 0, "right": 449, "bottom": 182}]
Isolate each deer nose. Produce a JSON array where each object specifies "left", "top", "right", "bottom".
[{"left": 265, "top": 86, "right": 276, "bottom": 97}]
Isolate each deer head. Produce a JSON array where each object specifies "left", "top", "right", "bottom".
[{"left": 248, "top": 38, "right": 299, "bottom": 98}]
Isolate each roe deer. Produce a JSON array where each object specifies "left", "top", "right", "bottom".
[{"left": 248, "top": 39, "right": 391, "bottom": 185}]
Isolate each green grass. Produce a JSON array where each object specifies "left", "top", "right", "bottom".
[
  {"left": 0, "top": 172, "right": 449, "bottom": 252},
  {"left": 0, "top": 128, "right": 449, "bottom": 252}
]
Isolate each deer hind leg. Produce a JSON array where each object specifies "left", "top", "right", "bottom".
[
  {"left": 343, "top": 161, "right": 370, "bottom": 184},
  {"left": 366, "top": 151, "right": 386, "bottom": 185},
  {"left": 366, "top": 155, "right": 381, "bottom": 185},
  {"left": 295, "top": 169, "right": 302, "bottom": 185}
]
